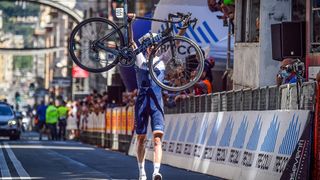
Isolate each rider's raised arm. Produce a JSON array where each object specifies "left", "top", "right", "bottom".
[
  {"left": 175, "top": 20, "right": 188, "bottom": 45},
  {"left": 160, "top": 20, "right": 189, "bottom": 63},
  {"left": 128, "top": 13, "right": 137, "bottom": 49},
  {"left": 128, "top": 13, "right": 146, "bottom": 68}
]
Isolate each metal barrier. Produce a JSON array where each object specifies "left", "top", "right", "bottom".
[
  {"left": 164, "top": 82, "right": 317, "bottom": 113},
  {"left": 313, "top": 82, "right": 320, "bottom": 180},
  {"left": 79, "top": 106, "right": 135, "bottom": 154},
  {"left": 163, "top": 81, "right": 319, "bottom": 179},
  {"left": 79, "top": 82, "right": 317, "bottom": 159}
]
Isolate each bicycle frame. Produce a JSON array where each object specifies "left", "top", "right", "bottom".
[{"left": 95, "top": 0, "right": 182, "bottom": 60}]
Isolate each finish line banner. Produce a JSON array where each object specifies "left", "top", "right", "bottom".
[{"left": 128, "top": 110, "right": 311, "bottom": 180}]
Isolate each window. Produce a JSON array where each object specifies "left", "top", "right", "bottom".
[
  {"left": 89, "top": 8, "right": 93, "bottom": 18},
  {"left": 84, "top": 10, "right": 87, "bottom": 19},
  {"left": 0, "top": 104, "right": 13, "bottom": 116},
  {"left": 292, "top": 0, "right": 306, "bottom": 21},
  {"left": 236, "top": 0, "right": 260, "bottom": 42},
  {"left": 311, "top": 0, "right": 320, "bottom": 52},
  {"left": 74, "top": 78, "right": 85, "bottom": 91}
]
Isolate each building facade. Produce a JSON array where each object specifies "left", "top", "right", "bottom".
[{"left": 233, "top": 0, "right": 318, "bottom": 89}]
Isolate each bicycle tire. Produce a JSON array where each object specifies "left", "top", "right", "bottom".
[
  {"left": 148, "top": 36, "right": 204, "bottom": 92},
  {"left": 68, "top": 17, "right": 125, "bottom": 73}
]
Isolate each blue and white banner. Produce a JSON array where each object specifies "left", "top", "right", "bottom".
[
  {"left": 152, "top": 0, "right": 234, "bottom": 70},
  {"left": 128, "top": 110, "right": 311, "bottom": 180}
]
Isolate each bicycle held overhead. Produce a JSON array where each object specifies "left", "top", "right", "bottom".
[{"left": 68, "top": 11, "right": 204, "bottom": 92}]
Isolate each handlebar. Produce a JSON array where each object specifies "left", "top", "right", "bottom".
[
  {"left": 168, "top": 12, "right": 198, "bottom": 29},
  {"left": 177, "top": 18, "right": 198, "bottom": 29}
]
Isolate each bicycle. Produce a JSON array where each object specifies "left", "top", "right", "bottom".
[{"left": 68, "top": 11, "right": 204, "bottom": 92}]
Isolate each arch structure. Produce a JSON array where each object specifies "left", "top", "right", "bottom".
[
  {"left": 0, "top": 0, "right": 83, "bottom": 55},
  {"left": 0, "top": 47, "right": 65, "bottom": 55},
  {"left": 28, "top": 0, "right": 83, "bottom": 23}
]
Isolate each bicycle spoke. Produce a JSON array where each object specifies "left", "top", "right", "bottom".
[
  {"left": 148, "top": 36, "right": 204, "bottom": 91},
  {"left": 88, "top": 22, "right": 96, "bottom": 40},
  {"left": 96, "top": 22, "right": 103, "bottom": 39},
  {"left": 81, "top": 26, "right": 93, "bottom": 40},
  {"left": 69, "top": 18, "right": 124, "bottom": 72}
]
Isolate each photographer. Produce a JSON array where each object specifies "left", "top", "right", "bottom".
[{"left": 276, "top": 58, "right": 298, "bottom": 86}]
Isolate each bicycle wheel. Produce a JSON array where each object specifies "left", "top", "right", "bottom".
[
  {"left": 149, "top": 36, "right": 204, "bottom": 92},
  {"left": 69, "top": 17, "right": 125, "bottom": 73}
]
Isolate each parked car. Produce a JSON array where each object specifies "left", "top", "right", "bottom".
[{"left": 0, "top": 102, "right": 21, "bottom": 140}]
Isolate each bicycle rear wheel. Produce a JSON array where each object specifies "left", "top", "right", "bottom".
[
  {"left": 69, "top": 17, "right": 125, "bottom": 73},
  {"left": 149, "top": 36, "right": 204, "bottom": 92}
]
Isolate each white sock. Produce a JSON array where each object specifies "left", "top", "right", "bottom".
[
  {"left": 153, "top": 163, "right": 161, "bottom": 174},
  {"left": 138, "top": 162, "right": 146, "bottom": 176}
]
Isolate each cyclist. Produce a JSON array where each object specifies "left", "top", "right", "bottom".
[{"left": 128, "top": 13, "right": 187, "bottom": 180}]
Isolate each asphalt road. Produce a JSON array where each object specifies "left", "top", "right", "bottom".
[{"left": 0, "top": 132, "right": 223, "bottom": 180}]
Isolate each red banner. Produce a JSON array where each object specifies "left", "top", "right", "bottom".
[{"left": 72, "top": 66, "right": 89, "bottom": 78}]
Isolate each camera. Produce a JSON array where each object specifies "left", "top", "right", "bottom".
[{"left": 292, "top": 59, "right": 305, "bottom": 77}]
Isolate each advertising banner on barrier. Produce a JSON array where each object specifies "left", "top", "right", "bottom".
[
  {"left": 128, "top": 110, "right": 311, "bottom": 180},
  {"left": 127, "top": 106, "right": 135, "bottom": 135},
  {"left": 106, "top": 108, "right": 112, "bottom": 133},
  {"left": 112, "top": 107, "right": 122, "bottom": 134},
  {"left": 280, "top": 115, "right": 312, "bottom": 180},
  {"left": 86, "top": 113, "right": 94, "bottom": 132},
  {"left": 121, "top": 107, "right": 127, "bottom": 134},
  {"left": 96, "top": 112, "right": 105, "bottom": 133}
]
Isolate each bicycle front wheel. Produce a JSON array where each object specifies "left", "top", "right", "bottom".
[
  {"left": 69, "top": 17, "right": 125, "bottom": 73},
  {"left": 149, "top": 36, "right": 204, "bottom": 92}
]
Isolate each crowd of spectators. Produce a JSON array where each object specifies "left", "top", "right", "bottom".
[
  {"left": 71, "top": 89, "right": 138, "bottom": 115},
  {"left": 163, "top": 55, "right": 216, "bottom": 108},
  {"left": 62, "top": 89, "right": 137, "bottom": 139},
  {"left": 208, "top": 0, "right": 235, "bottom": 31}
]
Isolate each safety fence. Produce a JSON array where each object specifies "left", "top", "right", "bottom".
[
  {"left": 78, "top": 81, "right": 319, "bottom": 179},
  {"left": 164, "top": 82, "right": 316, "bottom": 113},
  {"left": 77, "top": 106, "right": 135, "bottom": 153}
]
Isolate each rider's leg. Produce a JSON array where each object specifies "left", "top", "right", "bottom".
[
  {"left": 137, "top": 134, "right": 147, "bottom": 177},
  {"left": 150, "top": 106, "right": 164, "bottom": 179},
  {"left": 153, "top": 131, "right": 163, "bottom": 175},
  {"left": 135, "top": 95, "right": 149, "bottom": 179}
]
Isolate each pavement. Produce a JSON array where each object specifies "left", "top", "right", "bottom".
[{"left": 0, "top": 131, "right": 223, "bottom": 180}]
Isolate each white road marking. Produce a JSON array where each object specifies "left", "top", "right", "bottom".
[
  {"left": 1, "top": 177, "right": 43, "bottom": 180},
  {"left": 3, "top": 143, "right": 30, "bottom": 179},
  {"left": 0, "top": 144, "right": 11, "bottom": 179}
]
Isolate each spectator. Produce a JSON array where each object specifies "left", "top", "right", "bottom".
[
  {"left": 191, "top": 65, "right": 212, "bottom": 95},
  {"left": 46, "top": 101, "right": 58, "bottom": 140},
  {"left": 163, "top": 90, "right": 179, "bottom": 108},
  {"left": 93, "top": 99, "right": 100, "bottom": 115},
  {"left": 204, "top": 56, "right": 215, "bottom": 86},
  {"left": 67, "top": 101, "right": 78, "bottom": 139},
  {"left": 102, "top": 91, "right": 108, "bottom": 109},
  {"left": 276, "top": 58, "right": 298, "bottom": 86},
  {"left": 57, "top": 101, "right": 69, "bottom": 141},
  {"left": 208, "top": 0, "right": 235, "bottom": 31},
  {"left": 81, "top": 101, "right": 89, "bottom": 130},
  {"left": 36, "top": 100, "right": 47, "bottom": 140}
]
